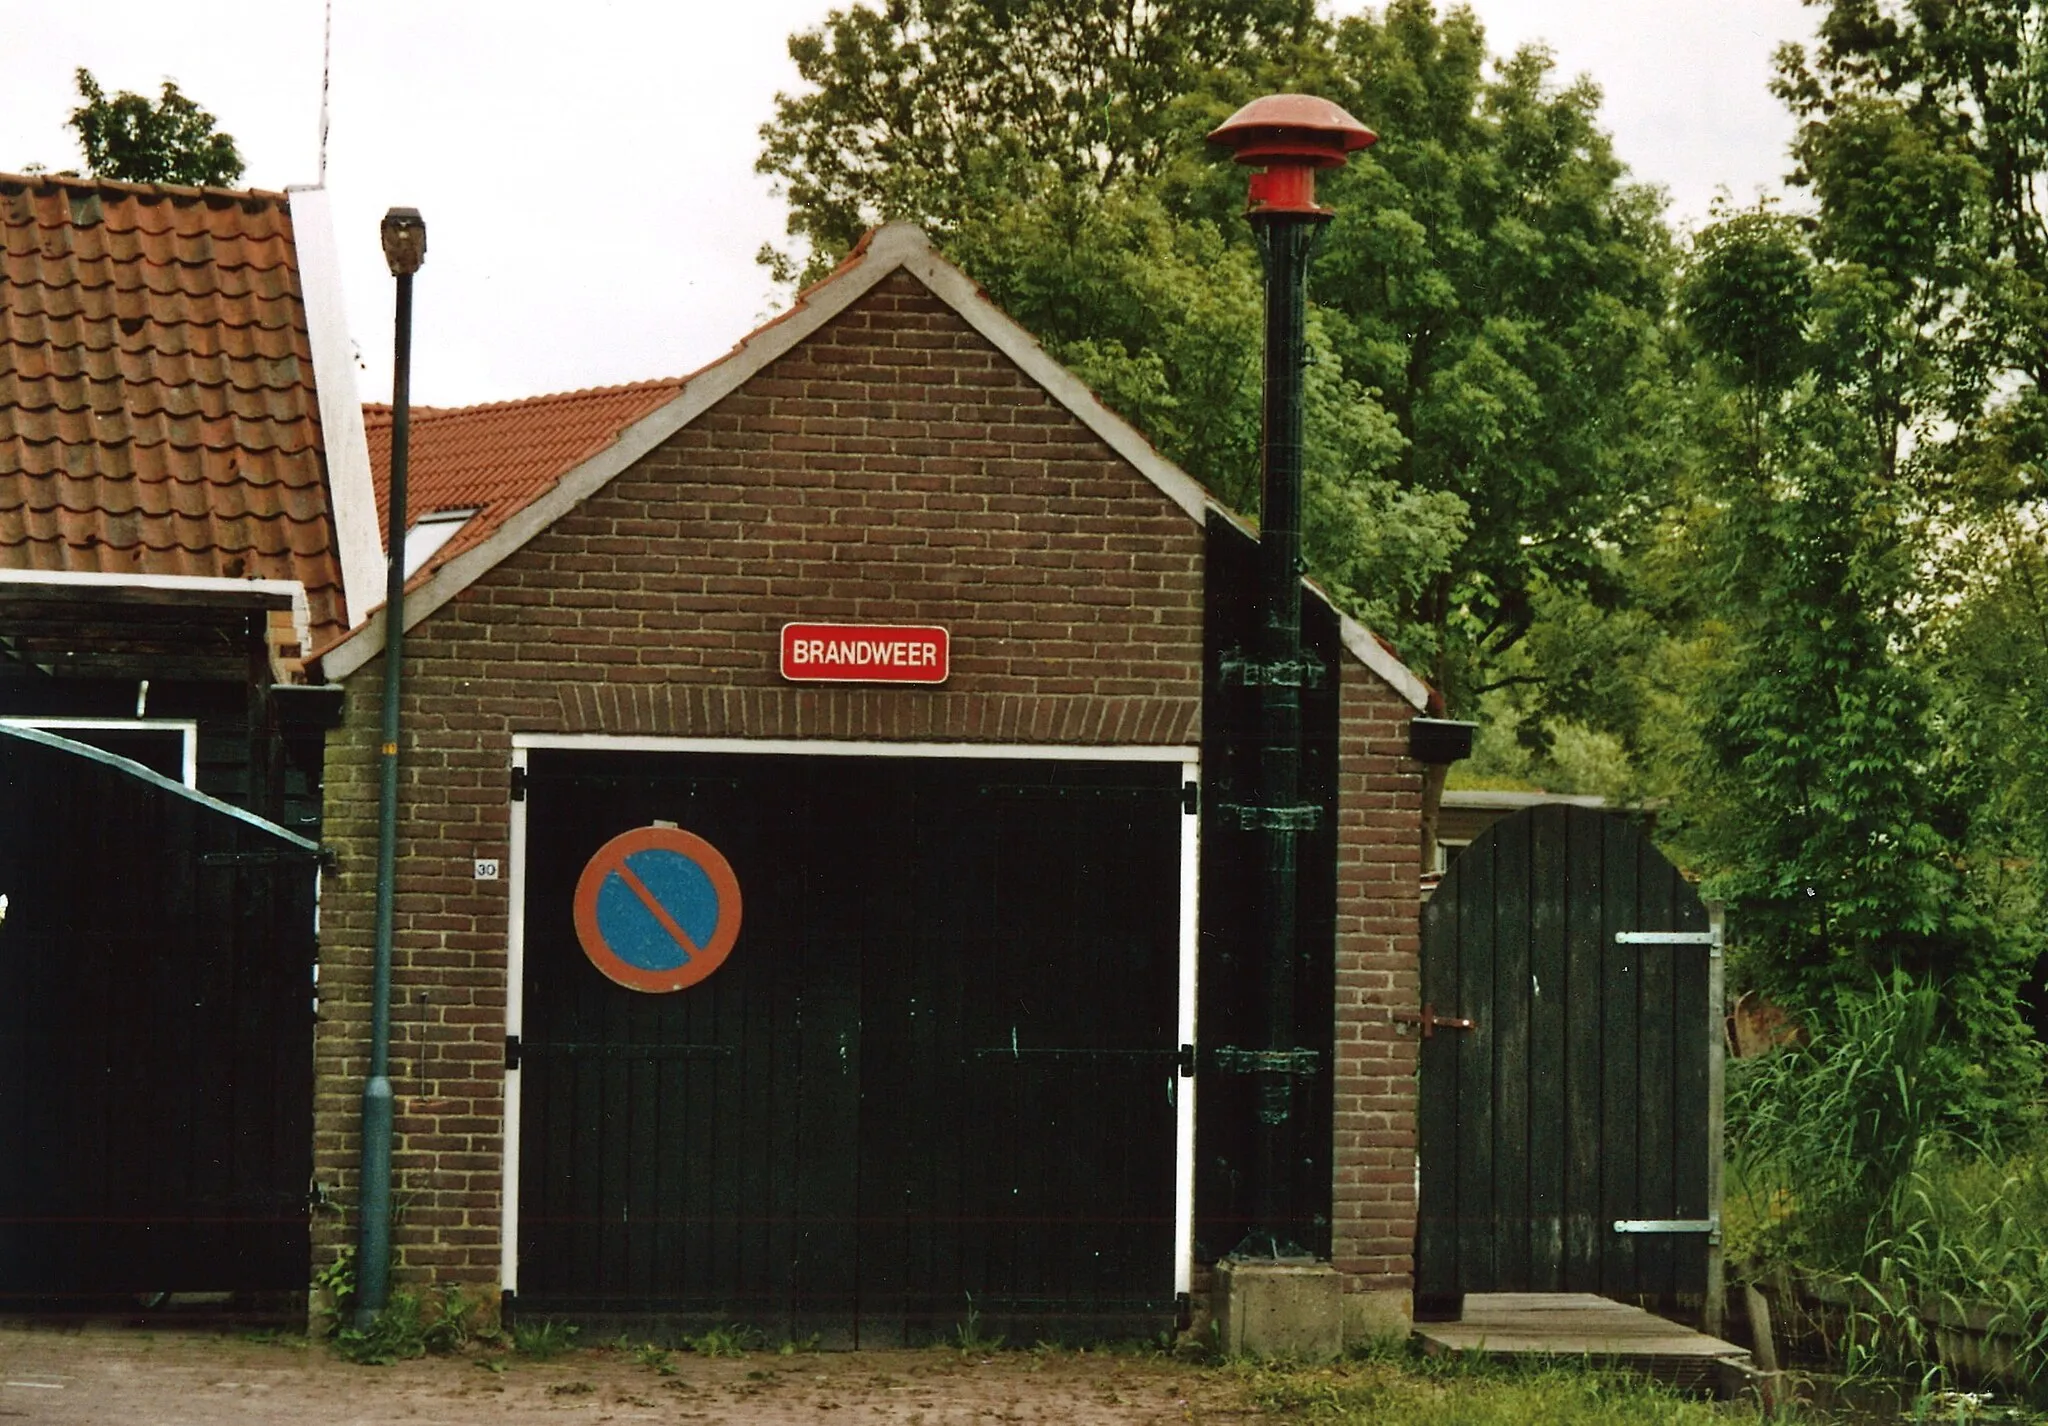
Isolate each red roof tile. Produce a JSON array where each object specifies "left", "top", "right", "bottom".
[
  {"left": 0, "top": 172, "right": 348, "bottom": 640},
  {"left": 364, "top": 377, "right": 685, "bottom": 579}
]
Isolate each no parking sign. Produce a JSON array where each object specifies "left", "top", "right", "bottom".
[{"left": 572, "top": 826, "right": 742, "bottom": 993}]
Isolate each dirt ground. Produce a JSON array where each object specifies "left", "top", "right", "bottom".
[{"left": 0, "top": 1324, "right": 1250, "bottom": 1426}]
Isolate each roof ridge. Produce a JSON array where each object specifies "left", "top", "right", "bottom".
[{"left": 0, "top": 171, "right": 291, "bottom": 205}]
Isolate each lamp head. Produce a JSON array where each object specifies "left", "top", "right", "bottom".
[{"left": 380, "top": 207, "right": 427, "bottom": 276}]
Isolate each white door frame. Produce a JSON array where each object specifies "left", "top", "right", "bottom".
[{"left": 500, "top": 734, "right": 1200, "bottom": 1301}]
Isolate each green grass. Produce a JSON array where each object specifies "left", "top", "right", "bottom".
[
  {"left": 1237, "top": 1349, "right": 1764, "bottom": 1425},
  {"left": 510, "top": 1318, "right": 580, "bottom": 1361},
  {"left": 683, "top": 1324, "right": 763, "bottom": 1357}
]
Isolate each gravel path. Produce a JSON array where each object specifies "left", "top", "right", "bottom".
[{"left": 0, "top": 1325, "right": 1246, "bottom": 1426}]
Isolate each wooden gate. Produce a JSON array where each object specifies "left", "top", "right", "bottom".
[
  {"left": 511, "top": 749, "right": 1188, "bottom": 1344},
  {"left": 1414, "top": 806, "right": 1719, "bottom": 1315},
  {"left": 0, "top": 725, "right": 317, "bottom": 1305}
]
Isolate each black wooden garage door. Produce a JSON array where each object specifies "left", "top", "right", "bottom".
[{"left": 515, "top": 750, "right": 1186, "bottom": 1344}]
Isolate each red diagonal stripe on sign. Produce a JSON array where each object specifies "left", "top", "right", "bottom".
[{"left": 614, "top": 859, "right": 704, "bottom": 961}]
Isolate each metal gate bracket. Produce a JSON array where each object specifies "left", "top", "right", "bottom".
[
  {"left": 1207, "top": 1046, "right": 1321, "bottom": 1075},
  {"left": 1616, "top": 928, "right": 1723, "bottom": 958},
  {"left": 1613, "top": 1215, "right": 1720, "bottom": 1245},
  {"left": 1217, "top": 802, "right": 1323, "bottom": 832},
  {"left": 1217, "top": 652, "right": 1328, "bottom": 689}
]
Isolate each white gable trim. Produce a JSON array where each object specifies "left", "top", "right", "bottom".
[
  {"left": 318, "top": 224, "right": 1431, "bottom": 710},
  {"left": 1339, "top": 615, "right": 1431, "bottom": 711},
  {"left": 287, "top": 186, "right": 384, "bottom": 628}
]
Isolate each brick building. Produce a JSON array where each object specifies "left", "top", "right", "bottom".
[{"left": 310, "top": 224, "right": 1434, "bottom": 1342}]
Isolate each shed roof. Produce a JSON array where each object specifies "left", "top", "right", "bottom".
[
  {"left": 0, "top": 172, "right": 349, "bottom": 643},
  {"left": 317, "top": 224, "right": 1431, "bottom": 711}
]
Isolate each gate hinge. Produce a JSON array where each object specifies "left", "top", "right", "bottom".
[
  {"left": 1218, "top": 801, "right": 1323, "bottom": 832},
  {"left": 505, "top": 1033, "right": 522, "bottom": 1071},
  {"left": 1182, "top": 781, "right": 1199, "bottom": 816},
  {"left": 1613, "top": 1214, "right": 1720, "bottom": 1245},
  {"left": 1206, "top": 1046, "right": 1321, "bottom": 1076},
  {"left": 509, "top": 766, "right": 528, "bottom": 803},
  {"left": 1178, "top": 1042, "right": 1195, "bottom": 1077},
  {"left": 200, "top": 847, "right": 321, "bottom": 867},
  {"left": 1616, "top": 927, "right": 1723, "bottom": 958}
]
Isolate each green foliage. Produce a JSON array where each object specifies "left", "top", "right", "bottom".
[
  {"left": 952, "top": 1294, "right": 1005, "bottom": 1355},
  {"left": 624, "top": 1339, "right": 675, "bottom": 1373},
  {"left": 331, "top": 1282, "right": 493, "bottom": 1365},
  {"left": 510, "top": 1317, "right": 580, "bottom": 1360},
  {"left": 1732, "top": 1009, "right": 2048, "bottom": 1395},
  {"left": 684, "top": 1323, "right": 763, "bottom": 1357},
  {"left": 1308, "top": 4, "right": 1677, "bottom": 704},
  {"left": 1728, "top": 974, "right": 1968, "bottom": 1264},
  {"left": 1237, "top": 1347, "right": 1759, "bottom": 1424},
  {"left": 67, "top": 69, "right": 244, "bottom": 187},
  {"left": 759, "top": 0, "right": 1675, "bottom": 715},
  {"left": 313, "top": 1248, "right": 357, "bottom": 1325},
  {"left": 758, "top": 0, "right": 1312, "bottom": 275}
]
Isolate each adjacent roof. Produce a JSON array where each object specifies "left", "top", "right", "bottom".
[
  {"left": 0, "top": 172, "right": 348, "bottom": 643},
  {"left": 318, "top": 223, "right": 1432, "bottom": 711},
  {"left": 365, "top": 377, "right": 685, "bottom": 576}
]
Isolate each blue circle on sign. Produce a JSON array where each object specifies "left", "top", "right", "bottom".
[
  {"left": 594, "top": 848, "right": 718, "bottom": 971},
  {"left": 573, "top": 826, "right": 744, "bottom": 993}
]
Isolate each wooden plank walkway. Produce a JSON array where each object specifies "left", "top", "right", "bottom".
[{"left": 1414, "top": 1293, "right": 1755, "bottom": 1396}]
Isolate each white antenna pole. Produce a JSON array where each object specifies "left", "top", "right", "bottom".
[{"left": 317, "top": 0, "right": 334, "bottom": 184}]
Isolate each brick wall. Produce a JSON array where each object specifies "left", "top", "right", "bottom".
[
  {"left": 313, "top": 267, "right": 1423, "bottom": 1322},
  {"left": 1331, "top": 672, "right": 1425, "bottom": 1325}
]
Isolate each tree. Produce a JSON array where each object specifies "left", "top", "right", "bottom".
[
  {"left": 68, "top": 68, "right": 244, "bottom": 187},
  {"left": 1760, "top": 3, "right": 2048, "bottom": 1046},
  {"left": 1663, "top": 203, "right": 2041, "bottom": 1112},
  {"left": 757, "top": 0, "right": 1315, "bottom": 281},
  {"left": 759, "top": 0, "right": 1675, "bottom": 729}
]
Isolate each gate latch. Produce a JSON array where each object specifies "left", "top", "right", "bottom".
[
  {"left": 1613, "top": 1214, "right": 1720, "bottom": 1245},
  {"left": 1393, "top": 1003, "right": 1476, "bottom": 1039}
]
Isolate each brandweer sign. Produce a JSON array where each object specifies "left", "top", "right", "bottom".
[{"left": 780, "top": 622, "right": 950, "bottom": 684}]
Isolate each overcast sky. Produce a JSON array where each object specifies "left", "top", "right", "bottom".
[{"left": 1, "top": 0, "right": 1814, "bottom": 409}]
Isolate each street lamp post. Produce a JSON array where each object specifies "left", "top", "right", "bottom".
[
  {"left": 1207, "top": 97, "right": 1375, "bottom": 1261},
  {"left": 357, "top": 205, "right": 426, "bottom": 1326}
]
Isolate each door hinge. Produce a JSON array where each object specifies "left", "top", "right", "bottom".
[
  {"left": 1182, "top": 781, "right": 1199, "bottom": 816},
  {"left": 1614, "top": 1214, "right": 1720, "bottom": 1245},
  {"left": 1178, "top": 1042, "right": 1195, "bottom": 1077},
  {"left": 509, "top": 766, "right": 528, "bottom": 803},
  {"left": 505, "top": 1033, "right": 522, "bottom": 1070}
]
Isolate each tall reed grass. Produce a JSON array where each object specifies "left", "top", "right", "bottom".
[{"left": 1727, "top": 974, "right": 2048, "bottom": 1394}]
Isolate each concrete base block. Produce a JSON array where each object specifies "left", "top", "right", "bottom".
[
  {"left": 1214, "top": 1259, "right": 1344, "bottom": 1361},
  {"left": 1342, "top": 1289, "right": 1413, "bottom": 1347}
]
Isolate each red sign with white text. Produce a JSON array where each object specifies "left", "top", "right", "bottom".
[{"left": 780, "top": 622, "right": 950, "bottom": 684}]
